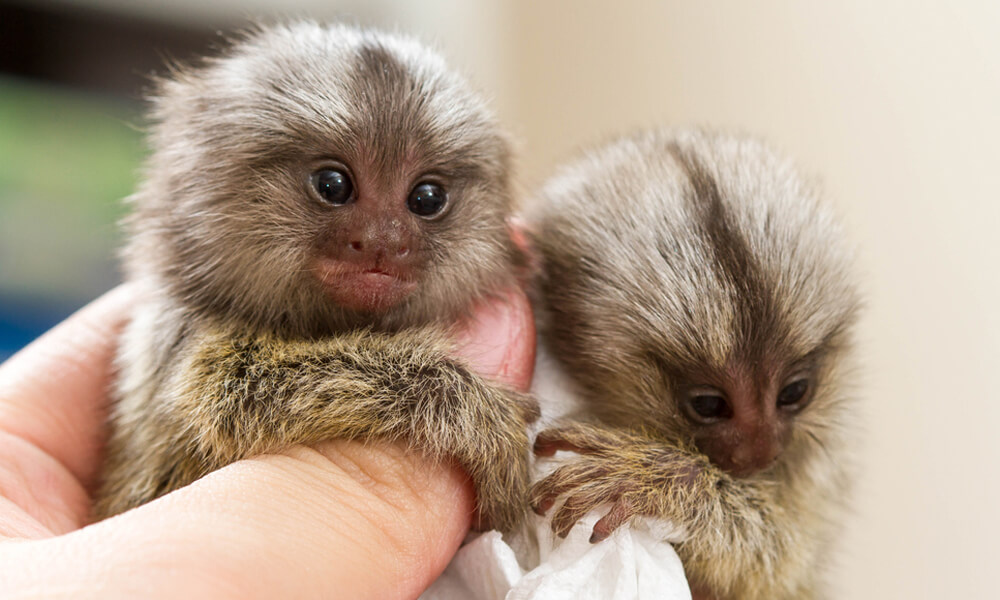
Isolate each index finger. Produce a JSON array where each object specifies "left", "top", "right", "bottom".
[{"left": 0, "top": 285, "right": 134, "bottom": 489}]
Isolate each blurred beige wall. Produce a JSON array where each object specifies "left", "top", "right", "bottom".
[{"left": 494, "top": 1, "right": 1000, "bottom": 598}]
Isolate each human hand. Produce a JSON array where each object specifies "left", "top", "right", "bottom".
[{"left": 0, "top": 284, "right": 535, "bottom": 599}]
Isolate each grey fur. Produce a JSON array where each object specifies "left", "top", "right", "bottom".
[
  {"left": 527, "top": 128, "right": 860, "bottom": 598},
  {"left": 124, "top": 22, "right": 517, "bottom": 337},
  {"left": 96, "top": 22, "right": 534, "bottom": 531}
]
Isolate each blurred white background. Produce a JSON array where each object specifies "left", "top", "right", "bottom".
[{"left": 3, "top": 1, "right": 998, "bottom": 597}]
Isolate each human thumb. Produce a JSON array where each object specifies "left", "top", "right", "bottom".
[{"left": 2, "top": 439, "right": 472, "bottom": 600}]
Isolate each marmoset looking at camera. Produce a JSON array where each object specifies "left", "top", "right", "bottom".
[
  {"left": 527, "top": 129, "right": 860, "bottom": 599},
  {"left": 94, "top": 22, "right": 536, "bottom": 533}
]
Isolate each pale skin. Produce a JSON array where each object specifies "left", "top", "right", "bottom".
[{"left": 0, "top": 284, "right": 535, "bottom": 599}]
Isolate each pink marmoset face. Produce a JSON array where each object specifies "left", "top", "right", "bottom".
[
  {"left": 128, "top": 23, "right": 518, "bottom": 336},
  {"left": 307, "top": 163, "right": 448, "bottom": 314},
  {"left": 678, "top": 360, "right": 816, "bottom": 477}
]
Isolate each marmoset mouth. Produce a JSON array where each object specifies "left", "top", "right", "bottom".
[{"left": 312, "top": 258, "right": 418, "bottom": 313}]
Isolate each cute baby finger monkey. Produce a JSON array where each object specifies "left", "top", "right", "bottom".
[
  {"left": 94, "top": 22, "right": 536, "bottom": 532},
  {"left": 527, "top": 129, "right": 860, "bottom": 599}
]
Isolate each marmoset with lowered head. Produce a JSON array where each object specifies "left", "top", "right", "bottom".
[
  {"left": 94, "top": 22, "right": 536, "bottom": 532},
  {"left": 526, "top": 129, "right": 860, "bottom": 599}
]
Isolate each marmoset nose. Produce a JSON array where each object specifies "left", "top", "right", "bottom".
[
  {"left": 325, "top": 209, "right": 420, "bottom": 270},
  {"left": 347, "top": 225, "right": 411, "bottom": 259},
  {"left": 702, "top": 385, "right": 786, "bottom": 477},
  {"left": 727, "top": 428, "right": 782, "bottom": 475}
]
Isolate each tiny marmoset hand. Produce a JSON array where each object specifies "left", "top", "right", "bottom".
[
  {"left": 94, "top": 22, "right": 536, "bottom": 533},
  {"left": 531, "top": 423, "right": 708, "bottom": 542}
]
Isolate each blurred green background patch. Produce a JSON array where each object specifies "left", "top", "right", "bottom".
[{"left": 0, "top": 76, "right": 144, "bottom": 359}]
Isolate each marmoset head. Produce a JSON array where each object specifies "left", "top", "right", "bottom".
[
  {"left": 125, "top": 22, "right": 517, "bottom": 336},
  {"left": 529, "top": 129, "right": 860, "bottom": 478}
]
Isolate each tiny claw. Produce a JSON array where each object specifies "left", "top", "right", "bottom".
[
  {"left": 533, "top": 439, "right": 557, "bottom": 457},
  {"left": 556, "top": 523, "right": 572, "bottom": 539},
  {"left": 589, "top": 529, "right": 609, "bottom": 544},
  {"left": 533, "top": 496, "right": 555, "bottom": 515},
  {"left": 519, "top": 397, "right": 541, "bottom": 424},
  {"left": 590, "top": 498, "right": 634, "bottom": 543}
]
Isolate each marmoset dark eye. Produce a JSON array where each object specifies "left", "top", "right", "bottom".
[
  {"left": 684, "top": 390, "right": 733, "bottom": 423},
  {"left": 777, "top": 378, "right": 812, "bottom": 411},
  {"left": 312, "top": 169, "right": 354, "bottom": 205},
  {"left": 407, "top": 182, "right": 448, "bottom": 218}
]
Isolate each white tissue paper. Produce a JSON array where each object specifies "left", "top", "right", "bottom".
[
  {"left": 421, "top": 508, "right": 690, "bottom": 600},
  {"left": 420, "top": 347, "right": 692, "bottom": 600}
]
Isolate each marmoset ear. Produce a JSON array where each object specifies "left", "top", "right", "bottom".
[{"left": 507, "top": 216, "right": 542, "bottom": 284}]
